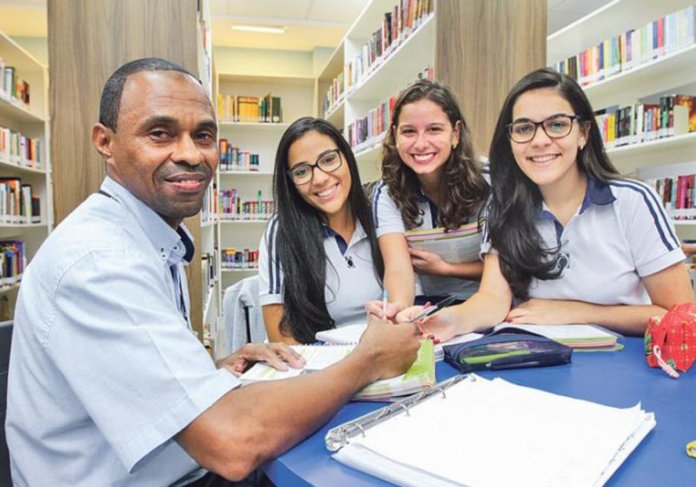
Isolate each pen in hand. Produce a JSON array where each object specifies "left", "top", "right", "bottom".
[{"left": 408, "top": 295, "right": 457, "bottom": 340}]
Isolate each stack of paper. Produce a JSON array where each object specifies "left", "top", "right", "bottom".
[
  {"left": 332, "top": 375, "right": 655, "bottom": 486},
  {"left": 493, "top": 323, "right": 621, "bottom": 351},
  {"left": 316, "top": 324, "right": 482, "bottom": 361},
  {"left": 240, "top": 340, "right": 435, "bottom": 401},
  {"left": 405, "top": 221, "right": 482, "bottom": 263}
]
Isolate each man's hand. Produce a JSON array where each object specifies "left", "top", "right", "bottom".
[
  {"left": 353, "top": 318, "right": 420, "bottom": 381},
  {"left": 216, "top": 343, "right": 306, "bottom": 376}
]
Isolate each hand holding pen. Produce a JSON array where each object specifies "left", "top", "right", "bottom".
[
  {"left": 403, "top": 295, "right": 457, "bottom": 343},
  {"left": 407, "top": 295, "right": 457, "bottom": 323}
]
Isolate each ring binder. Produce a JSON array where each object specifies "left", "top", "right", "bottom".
[
  {"left": 325, "top": 374, "right": 472, "bottom": 452},
  {"left": 327, "top": 374, "right": 656, "bottom": 487}
]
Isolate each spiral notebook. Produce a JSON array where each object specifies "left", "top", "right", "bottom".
[
  {"left": 328, "top": 375, "right": 655, "bottom": 486},
  {"left": 239, "top": 340, "right": 435, "bottom": 401}
]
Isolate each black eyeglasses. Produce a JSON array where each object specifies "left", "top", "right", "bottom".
[
  {"left": 507, "top": 114, "right": 581, "bottom": 143},
  {"left": 286, "top": 148, "right": 343, "bottom": 185}
]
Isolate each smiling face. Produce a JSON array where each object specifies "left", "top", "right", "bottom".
[
  {"left": 510, "top": 87, "right": 587, "bottom": 194},
  {"left": 93, "top": 70, "right": 218, "bottom": 228},
  {"left": 395, "top": 99, "right": 460, "bottom": 181},
  {"left": 287, "top": 130, "right": 352, "bottom": 221}
]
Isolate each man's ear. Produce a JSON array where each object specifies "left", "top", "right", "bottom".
[{"left": 92, "top": 123, "right": 114, "bottom": 162}]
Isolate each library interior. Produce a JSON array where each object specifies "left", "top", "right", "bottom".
[{"left": 0, "top": 0, "right": 695, "bottom": 486}]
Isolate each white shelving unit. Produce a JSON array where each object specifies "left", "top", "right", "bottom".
[
  {"left": 0, "top": 30, "right": 53, "bottom": 320},
  {"left": 317, "top": 0, "right": 435, "bottom": 182},
  {"left": 213, "top": 72, "right": 315, "bottom": 311},
  {"left": 548, "top": 0, "right": 696, "bottom": 241}
]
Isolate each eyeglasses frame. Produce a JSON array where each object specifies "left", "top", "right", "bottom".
[
  {"left": 286, "top": 148, "right": 343, "bottom": 186},
  {"left": 506, "top": 114, "right": 582, "bottom": 143}
]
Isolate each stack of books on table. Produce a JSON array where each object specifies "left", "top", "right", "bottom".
[{"left": 239, "top": 339, "right": 435, "bottom": 401}]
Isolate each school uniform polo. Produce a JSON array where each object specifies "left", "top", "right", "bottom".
[
  {"left": 259, "top": 216, "right": 382, "bottom": 326},
  {"left": 482, "top": 176, "right": 685, "bottom": 304},
  {"left": 372, "top": 181, "right": 481, "bottom": 300}
]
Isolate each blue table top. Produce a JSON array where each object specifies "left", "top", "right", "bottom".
[{"left": 264, "top": 337, "right": 696, "bottom": 486}]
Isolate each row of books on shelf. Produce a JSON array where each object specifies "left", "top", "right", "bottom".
[
  {"left": 347, "top": 67, "right": 434, "bottom": 151},
  {"left": 221, "top": 247, "right": 259, "bottom": 269},
  {"left": 645, "top": 174, "right": 696, "bottom": 220},
  {"left": 0, "top": 58, "right": 31, "bottom": 107},
  {"left": 553, "top": 5, "right": 696, "bottom": 87},
  {"left": 594, "top": 95, "right": 696, "bottom": 149},
  {"left": 0, "top": 178, "right": 40, "bottom": 224},
  {"left": 0, "top": 126, "right": 43, "bottom": 169},
  {"left": 322, "top": 71, "right": 344, "bottom": 116},
  {"left": 0, "top": 240, "right": 25, "bottom": 288},
  {"left": 219, "top": 189, "right": 274, "bottom": 221},
  {"left": 217, "top": 93, "right": 282, "bottom": 124},
  {"left": 218, "top": 139, "right": 260, "bottom": 172},
  {"left": 201, "top": 183, "right": 217, "bottom": 223},
  {"left": 345, "top": 0, "right": 434, "bottom": 94}
]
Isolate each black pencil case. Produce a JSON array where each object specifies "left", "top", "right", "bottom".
[{"left": 443, "top": 331, "right": 573, "bottom": 373}]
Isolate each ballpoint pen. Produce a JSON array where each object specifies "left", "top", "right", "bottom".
[{"left": 408, "top": 294, "right": 457, "bottom": 324}]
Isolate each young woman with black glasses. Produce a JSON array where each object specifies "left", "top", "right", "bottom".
[{"left": 258, "top": 117, "right": 384, "bottom": 344}]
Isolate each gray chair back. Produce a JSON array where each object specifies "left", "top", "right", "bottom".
[{"left": 0, "top": 321, "right": 13, "bottom": 485}]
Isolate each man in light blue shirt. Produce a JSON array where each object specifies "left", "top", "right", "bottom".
[{"left": 5, "top": 58, "right": 420, "bottom": 486}]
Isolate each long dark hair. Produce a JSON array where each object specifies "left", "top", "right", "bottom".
[
  {"left": 488, "top": 68, "right": 620, "bottom": 298},
  {"left": 272, "top": 117, "right": 384, "bottom": 343},
  {"left": 381, "top": 79, "right": 487, "bottom": 230}
]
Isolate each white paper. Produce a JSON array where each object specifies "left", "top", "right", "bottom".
[
  {"left": 316, "top": 324, "right": 482, "bottom": 361},
  {"left": 333, "top": 376, "right": 654, "bottom": 487}
]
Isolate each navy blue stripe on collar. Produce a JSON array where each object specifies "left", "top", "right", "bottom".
[
  {"left": 321, "top": 225, "right": 349, "bottom": 255},
  {"left": 579, "top": 175, "right": 616, "bottom": 214}
]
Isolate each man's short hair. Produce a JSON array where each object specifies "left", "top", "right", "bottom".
[{"left": 99, "top": 57, "right": 197, "bottom": 131}]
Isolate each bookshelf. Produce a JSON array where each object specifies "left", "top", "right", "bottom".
[
  {"left": 317, "top": 0, "right": 546, "bottom": 181},
  {"left": 0, "top": 29, "right": 52, "bottom": 320},
  {"left": 547, "top": 0, "right": 696, "bottom": 242},
  {"left": 211, "top": 72, "right": 315, "bottom": 351}
]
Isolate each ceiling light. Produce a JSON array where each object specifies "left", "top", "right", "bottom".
[{"left": 231, "top": 24, "right": 285, "bottom": 34}]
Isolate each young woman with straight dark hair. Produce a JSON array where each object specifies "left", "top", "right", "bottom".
[
  {"left": 396, "top": 68, "right": 693, "bottom": 339},
  {"left": 259, "top": 117, "right": 384, "bottom": 344}
]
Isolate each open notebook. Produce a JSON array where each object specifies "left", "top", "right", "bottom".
[
  {"left": 316, "top": 323, "right": 482, "bottom": 361},
  {"left": 239, "top": 340, "right": 435, "bottom": 401},
  {"left": 329, "top": 375, "right": 655, "bottom": 486}
]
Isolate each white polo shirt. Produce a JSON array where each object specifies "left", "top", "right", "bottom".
[
  {"left": 259, "top": 216, "right": 383, "bottom": 327},
  {"left": 372, "top": 181, "right": 481, "bottom": 300},
  {"left": 482, "top": 176, "right": 685, "bottom": 303}
]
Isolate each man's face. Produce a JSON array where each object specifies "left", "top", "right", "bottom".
[{"left": 102, "top": 70, "right": 218, "bottom": 227}]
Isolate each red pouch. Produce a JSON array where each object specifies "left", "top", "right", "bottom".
[{"left": 645, "top": 303, "right": 696, "bottom": 378}]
